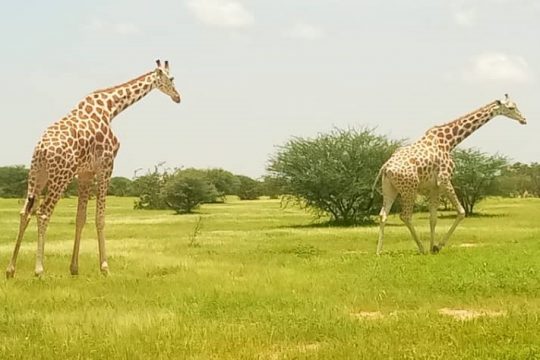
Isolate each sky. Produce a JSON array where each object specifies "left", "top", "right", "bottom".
[{"left": 1, "top": 0, "right": 539, "bottom": 179}]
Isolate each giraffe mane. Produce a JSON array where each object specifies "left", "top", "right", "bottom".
[
  {"left": 92, "top": 71, "right": 155, "bottom": 94},
  {"left": 426, "top": 100, "right": 499, "bottom": 132}
]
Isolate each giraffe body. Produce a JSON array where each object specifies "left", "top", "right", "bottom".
[
  {"left": 6, "top": 60, "right": 181, "bottom": 278},
  {"left": 375, "top": 95, "right": 526, "bottom": 255}
]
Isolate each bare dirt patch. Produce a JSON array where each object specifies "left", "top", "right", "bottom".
[
  {"left": 350, "top": 311, "right": 384, "bottom": 320},
  {"left": 438, "top": 308, "right": 506, "bottom": 320},
  {"left": 458, "top": 243, "right": 483, "bottom": 248}
]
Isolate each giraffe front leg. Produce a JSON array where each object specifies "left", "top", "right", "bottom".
[
  {"left": 434, "top": 180, "right": 465, "bottom": 252},
  {"left": 429, "top": 190, "right": 440, "bottom": 254}
]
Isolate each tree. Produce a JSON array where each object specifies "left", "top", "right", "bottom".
[
  {"left": 268, "top": 128, "right": 400, "bottom": 225},
  {"left": 162, "top": 169, "right": 218, "bottom": 214},
  {"left": 259, "top": 175, "right": 287, "bottom": 199},
  {"left": 235, "top": 175, "right": 261, "bottom": 200},
  {"left": 0, "top": 166, "right": 28, "bottom": 198},
  {"left": 204, "top": 168, "right": 240, "bottom": 202},
  {"left": 108, "top": 177, "right": 133, "bottom": 197},
  {"left": 132, "top": 169, "right": 168, "bottom": 210},
  {"left": 494, "top": 162, "right": 540, "bottom": 198},
  {"left": 452, "top": 148, "right": 508, "bottom": 216}
]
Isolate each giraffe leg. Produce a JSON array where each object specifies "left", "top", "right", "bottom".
[
  {"left": 6, "top": 198, "right": 37, "bottom": 278},
  {"left": 35, "top": 180, "right": 72, "bottom": 277},
  {"left": 6, "top": 172, "right": 47, "bottom": 278},
  {"left": 433, "top": 181, "right": 465, "bottom": 252},
  {"left": 429, "top": 190, "right": 440, "bottom": 254},
  {"left": 377, "top": 177, "right": 398, "bottom": 255},
  {"left": 399, "top": 194, "right": 425, "bottom": 254},
  {"left": 70, "top": 176, "right": 92, "bottom": 275},
  {"left": 95, "top": 169, "right": 112, "bottom": 275}
]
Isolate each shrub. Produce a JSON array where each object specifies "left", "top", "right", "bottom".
[{"left": 162, "top": 169, "right": 219, "bottom": 214}]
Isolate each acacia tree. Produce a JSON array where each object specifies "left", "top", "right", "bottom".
[
  {"left": 268, "top": 128, "right": 400, "bottom": 225},
  {"left": 452, "top": 148, "right": 508, "bottom": 216}
]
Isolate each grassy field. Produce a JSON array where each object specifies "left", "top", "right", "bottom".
[{"left": 0, "top": 196, "right": 539, "bottom": 359}]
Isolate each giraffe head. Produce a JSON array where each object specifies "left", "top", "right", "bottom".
[
  {"left": 154, "top": 59, "right": 181, "bottom": 103},
  {"left": 494, "top": 94, "right": 526, "bottom": 125}
]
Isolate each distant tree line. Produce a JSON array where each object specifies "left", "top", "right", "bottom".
[
  {"left": 0, "top": 165, "right": 283, "bottom": 214},
  {"left": 0, "top": 127, "right": 537, "bottom": 220},
  {"left": 268, "top": 128, "right": 540, "bottom": 223}
]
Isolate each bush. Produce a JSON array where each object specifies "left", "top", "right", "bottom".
[
  {"left": 452, "top": 148, "right": 508, "bottom": 216},
  {"left": 162, "top": 169, "right": 219, "bottom": 214},
  {"left": 268, "top": 128, "right": 400, "bottom": 225},
  {"left": 132, "top": 171, "right": 168, "bottom": 210},
  {"left": 204, "top": 169, "right": 240, "bottom": 202},
  {"left": 108, "top": 177, "right": 133, "bottom": 197}
]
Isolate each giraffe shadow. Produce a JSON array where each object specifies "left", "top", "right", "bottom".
[
  {"left": 282, "top": 220, "right": 376, "bottom": 229},
  {"left": 438, "top": 212, "right": 507, "bottom": 219}
]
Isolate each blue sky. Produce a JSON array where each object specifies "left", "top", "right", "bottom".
[{"left": 1, "top": 0, "right": 539, "bottom": 178}]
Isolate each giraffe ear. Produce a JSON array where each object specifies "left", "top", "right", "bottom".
[{"left": 495, "top": 100, "right": 502, "bottom": 105}]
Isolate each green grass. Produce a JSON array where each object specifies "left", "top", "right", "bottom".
[{"left": 1, "top": 196, "right": 539, "bottom": 359}]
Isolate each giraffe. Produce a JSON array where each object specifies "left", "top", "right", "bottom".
[
  {"left": 373, "top": 94, "right": 526, "bottom": 255},
  {"left": 6, "top": 60, "right": 181, "bottom": 278}
]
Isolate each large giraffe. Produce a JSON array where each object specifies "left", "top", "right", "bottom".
[
  {"left": 374, "top": 94, "right": 526, "bottom": 255},
  {"left": 6, "top": 60, "right": 181, "bottom": 278}
]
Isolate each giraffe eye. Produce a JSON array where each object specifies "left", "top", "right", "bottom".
[{"left": 170, "top": 77, "right": 174, "bottom": 82}]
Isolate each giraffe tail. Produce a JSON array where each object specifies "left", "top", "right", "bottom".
[{"left": 366, "top": 165, "right": 385, "bottom": 211}]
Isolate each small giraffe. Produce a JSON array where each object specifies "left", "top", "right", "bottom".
[
  {"left": 6, "top": 60, "right": 181, "bottom": 278},
  {"left": 373, "top": 94, "right": 526, "bottom": 255}
]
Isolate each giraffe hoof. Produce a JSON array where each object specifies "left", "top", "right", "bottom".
[
  {"left": 5, "top": 267, "right": 15, "bottom": 279},
  {"left": 34, "top": 269, "right": 44, "bottom": 278},
  {"left": 100, "top": 262, "right": 109, "bottom": 276},
  {"left": 70, "top": 267, "right": 79, "bottom": 276},
  {"left": 431, "top": 245, "right": 440, "bottom": 254}
]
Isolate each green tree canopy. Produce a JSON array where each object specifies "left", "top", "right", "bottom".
[
  {"left": 268, "top": 128, "right": 400, "bottom": 225},
  {"left": 162, "top": 169, "right": 219, "bottom": 214},
  {"left": 452, "top": 148, "right": 508, "bottom": 216}
]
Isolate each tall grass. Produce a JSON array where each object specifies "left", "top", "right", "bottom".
[{"left": 0, "top": 196, "right": 539, "bottom": 359}]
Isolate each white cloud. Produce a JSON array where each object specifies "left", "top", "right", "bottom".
[
  {"left": 286, "top": 22, "right": 325, "bottom": 40},
  {"left": 462, "top": 53, "right": 533, "bottom": 83},
  {"left": 186, "top": 0, "right": 254, "bottom": 29}
]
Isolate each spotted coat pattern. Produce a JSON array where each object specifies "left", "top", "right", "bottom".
[
  {"left": 375, "top": 96, "right": 526, "bottom": 255},
  {"left": 6, "top": 60, "right": 181, "bottom": 278}
]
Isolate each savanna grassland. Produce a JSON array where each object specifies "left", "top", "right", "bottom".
[{"left": 1, "top": 196, "right": 539, "bottom": 359}]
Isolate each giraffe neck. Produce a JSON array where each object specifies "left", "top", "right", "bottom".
[
  {"left": 425, "top": 101, "right": 499, "bottom": 150},
  {"left": 92, "top": 71, "right": 157, "bottom": 122}
]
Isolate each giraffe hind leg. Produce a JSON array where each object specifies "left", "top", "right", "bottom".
[
  {"left": 399, "top": 194, "right": 425, "bottom": 254},
  {"left": 377, "top": 177, "right": 398, "bottom": 255},
  {"left": 6, "top": 170, "right": 47, "bottom": 278}
]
